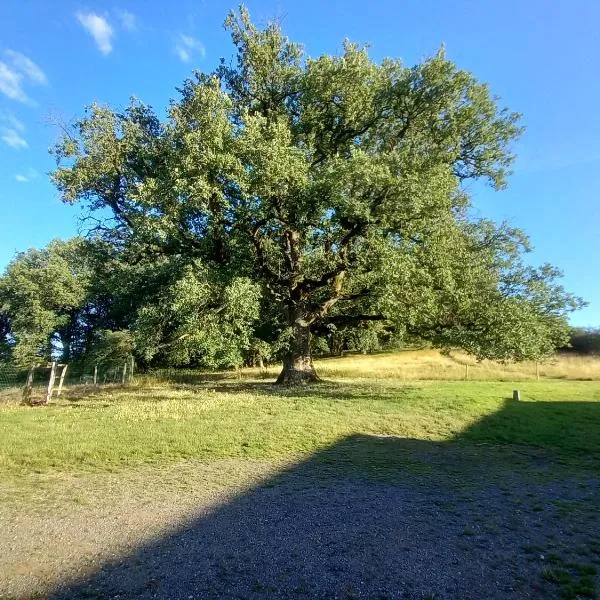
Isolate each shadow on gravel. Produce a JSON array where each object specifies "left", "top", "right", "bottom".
[{"left": 49, "top": 400, "right": 600, "bottom": 600}]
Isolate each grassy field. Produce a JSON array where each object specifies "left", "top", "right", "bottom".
[{"left": 1, "top": 350, "right": 600, "bottom": 477}]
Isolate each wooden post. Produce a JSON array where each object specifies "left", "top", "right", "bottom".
[
  {"left": 513, "top": 389, "right": 521, "bottom": 401},
  {"left": 56, "top": 364, "right": 68, "bottom": 397},
  {"left": 93, "top": 365, "right": 98, "bottom": 386},
  {"left": 22, "top": 365, "right": 36, "bottom": 404},
  {"left": 536, "top": 361, "right": 540, "bottom": 381},
  {"left": 121, "top": 362, "right": 127, "bottom": 385},
  {"left": 465, "top": 364, "right": 469, "bottom": 380},
  {"left": 44, "top": 361, "right": 57, "bottom": 404},
  {"left": 129, "top": 355, "right": 135, "bottom": 383}
]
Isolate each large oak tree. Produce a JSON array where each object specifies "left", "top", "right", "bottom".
[{"left": 51, "top": 7, "right": 582, "bottom": 383}]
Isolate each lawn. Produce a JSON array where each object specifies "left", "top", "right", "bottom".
[{"left": 1, "top": 352, "right": 600, "bottom": 476}]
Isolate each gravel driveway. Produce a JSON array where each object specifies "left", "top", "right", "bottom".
[{"left": 1, "top": 436, "right": 599, "bottom": 599}]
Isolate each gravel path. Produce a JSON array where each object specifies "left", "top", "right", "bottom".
[{"left": 1, "top": 437, "right": 599, "bottom": 599}]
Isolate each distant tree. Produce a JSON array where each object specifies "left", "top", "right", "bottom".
[
  {"left": 51, "top": 6, "right": 583, "bottom": 383},
  {"left": 0, "top": 239, "right": 93, "bottom": 366},
  {"left": 568, "top": 327, "right": 600, "bottom": 355},
  {"left": 84, "top": 329, "right": 134, "bottom": 370}
]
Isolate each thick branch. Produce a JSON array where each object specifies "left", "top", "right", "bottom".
[{"left": 301, "top": 220, "right": 368, "bottom": 293}]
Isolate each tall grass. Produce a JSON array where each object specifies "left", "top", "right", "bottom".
[{"left": 204, "top": 349, "right": 600, "bottom": 383}]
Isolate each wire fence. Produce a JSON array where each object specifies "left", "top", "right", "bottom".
[
  {"left": 0, "top": 364, "right": 24, "bottom": 390},
  {"left": 0, "top": 357, "right": 135, "bottom": 404}
]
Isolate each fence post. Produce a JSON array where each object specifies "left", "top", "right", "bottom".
[
  {"left": 536, "top": 361, "right": 540, "bottom": 381},
  {"left": 121, "top": 362, "right": 127, "bottom": 385},
  {"left": 465, "top": 364, "right": 469, "bottom": 380},
  {"left": 44, "top": 361, "right": 57, "bottom": 404},
  {"left": 22, "top": 365, "right": 36, "bottom": 404},
  {"left": 93, "top": 365, "right": 98, "bottom": 386},
  {"left": 129, "top": 355, "right": 135, "bottom": 383},
  {"left": 56, "top": 364, "right": 68, "bottom": 397}
]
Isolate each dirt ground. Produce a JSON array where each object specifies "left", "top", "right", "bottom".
[{"left": 1, "top": 438, "right": 599, "bottom": 599}]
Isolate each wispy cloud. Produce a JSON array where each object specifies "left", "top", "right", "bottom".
[
  {"left": 0, "top": 51, "right": 47, "bottom": 104},
  {"left": 76, "top": 12, "right": 114, "bottom": 55},
  {"left": 174, "top": 34, "right": 205, "bottom": 63},
  {"left": 117, "top": 9, "right": 137, "bottom": 32},
  {"left": 1, "top": 128, "right": 28, "bottom": 149},
  {"left": 14, "top": 168, "right": 37, "bottom": 183},
  {"left": 0, "top": 109, "right": 28, "bottom": 148},
  {"left": 4, "top": 50, "right": 47, "bottom": 85},
  {"left": 0, "top": 109, "right": 24, "bottom": 131},
  {"left": 0, "top": 63, "right": 27, "bottom": 101}
]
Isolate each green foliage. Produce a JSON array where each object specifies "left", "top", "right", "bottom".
[
  {"left": 246, "top": 338, "right": 273, "bottom": 366},
  {"left": 0, "top": 238, "right": 93, "bottom": 366},
  {"left": 133, "top": 263, "right": 261, "bottom": 368},
  {"left": 48, "top": 6, "right": 582, "bottom": 373},
  {"left": 84, "top": 329, "right": 134, "bottom": 369}
]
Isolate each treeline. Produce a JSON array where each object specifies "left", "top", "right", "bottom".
[
  {"left": 0, "top": 234, "right": 590, "bottom": 371},
  {"left": 566, "top": 328, "right": 600, "bottom": 355},
  {"left": 0, "top": 237, "right": 405, "bottom": 370}
]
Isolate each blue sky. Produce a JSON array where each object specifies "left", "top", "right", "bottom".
[{"left": 0, "top": 0, "right": 598, "bottom": 325}]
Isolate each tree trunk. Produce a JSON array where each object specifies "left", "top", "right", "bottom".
[{"left": 276, "top": 316, "right": 319, "bottom": 385}]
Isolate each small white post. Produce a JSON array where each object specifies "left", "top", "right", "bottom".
[
  {"left": 121, "top": 362, "right": 127, "bottom": 385},
  {"left": 45, "top": 361, "right": 57, "bottom": 404},
  {"left": 536, "top": 361, "right": 540, "bottom": 381},
  {"left": 465, "top": 364, "right": 470, "bottom": 380},
  {"left": 93, "top": 365, "right": 98, "bottom": 386}
]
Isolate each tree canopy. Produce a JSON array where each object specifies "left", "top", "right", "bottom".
[
  {"left": 0, "top": 239, "right": 92, "bottom": 366},
  {"left": 29, "top": 6, "right": 584, "bottom": 382}
]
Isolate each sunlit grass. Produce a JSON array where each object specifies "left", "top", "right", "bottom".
[
  {"left": 1, "top": 349, "right": 600, "bottom": 477},
  {"left": 163, "top": 349, "right": 600, "bottom": 383},
  {"left": 314, "top": 349, "right": 600, "bottom": 381}
]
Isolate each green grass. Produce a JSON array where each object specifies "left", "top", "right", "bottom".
[
  {"left": 542, "top": 557, "right": 598, "bottom": 599},
  {"left": 1, "top": 370, "right": 600, "bottom": 476}
]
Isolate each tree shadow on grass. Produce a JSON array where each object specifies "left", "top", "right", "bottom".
[
  {"left": 58, "top": 378, "right": 421, "bottom": 407},
  {"left": 188, "top": 379, "right": 419, "bottom": 400},
  {"left": 45, "top": 399, "right": 600, "bottom": 600}
]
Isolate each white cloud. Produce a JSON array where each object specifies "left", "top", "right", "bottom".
[
  {"left": 4, "top": 51, "right": 47, "bottom": 85},
  {"left": 117, "top": 9, "right": 137, "bottom": 32},
  {"left": 0, "top": 51, "right": 47, "bottom": 104},
  {"left": 1, "top": 110, "right": 28, "bottom": 148},
  {"left": 175, "top": 46, "right": 190, "bottom": 63},
  {"left": 0, "top": 109, "right": 24, "bottom": 130},
  {"left": 174, "top": 34, "right": 205, "bottom": 63},
  {"left": 1, "top": 128, "right": 28, "bottom": 149},
  {"left": 0, "top": 61, "right": 29, "bottom": 102},
  {"left": 14, "top": 168, "right": 37, "bottom": 183},
  {"left": 76, "top": 12, "right": 114, "bottom": 55}
]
